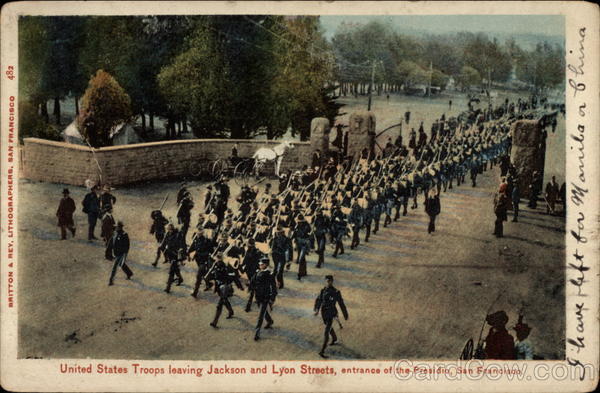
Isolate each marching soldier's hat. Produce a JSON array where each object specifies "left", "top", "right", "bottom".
[
  {"left": 62, "top": 188, "right": 70, "bottom": 195},
  {"left": 248, "top": 238, "right": 256, "bottom": 245},
  {"left": 216, "top": 252, "right": 224, "bottom": 261},
  {"left": 259, "top": 257, "right": 269, "bottom": 266},
  {"left": 297, "top": 214, "right": 305, "bottom": 222}
]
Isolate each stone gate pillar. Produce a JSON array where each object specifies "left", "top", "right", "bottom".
[
  {"left": 510, "top": 120, "right": 545, "bottom": 192},
  {"left": 347, "top": 111, "right": 376, "bottom": 159},
  {"left": 310, "top": 117, "right": 330, "bottom": 166}
]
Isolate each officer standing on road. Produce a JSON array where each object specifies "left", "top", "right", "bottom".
[
  {"left": 250, "top": 257, "right": 277, "bottom": 341},
  {"left": 107, "top": 221, "right": 133, "bottom": 286},
  {"left": 314, "top": 275, "right": 348, "bottom": 358}
]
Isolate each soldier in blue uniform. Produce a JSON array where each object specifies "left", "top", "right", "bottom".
[
  {"left": 243, "top": 238, "right": 265, "bottom": 312},
  {"left": 270, "top": 226, "right": 291, "bottom": 289},
  {"left": 208, "top": 252, "right": 244, "bottom": 328},
  {"left": 188, "top": 228, "right": 216, "bottom": 298},
  {"left": 249, "top": 258, "right": 278, "bottom": 341},
  {"left": 313, "top": 209, "right": 330, "bottom": 268},
  {"left": 331, "top": 206, "right": 347, "bottom": 258},
  {"left": 293, "top": 214, "right": 312, "bottom": 280},
  {"left": 150, "top": 210, "right": 169, "bottom": 267},
  {"left": 314, "top": 275, "right": 348, "bottom": 358},
  {"left": 348, "top": 200, "right": 363, "bottom": 249},
  {"left": 160, "top": 224, "right": 186, "bottom": 293}
]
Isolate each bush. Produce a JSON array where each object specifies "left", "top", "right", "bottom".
[
  {"left": 77, "top": 69, "right": 132, "bottom": 147},
  {"left": 19, "top": 100, "right": 62, "bottom": 142}
]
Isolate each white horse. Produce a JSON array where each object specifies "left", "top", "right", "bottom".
[{"left": 252, "top": 140, "right": 294, "bottom": 177}]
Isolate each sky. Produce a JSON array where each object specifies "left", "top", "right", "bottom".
[{"left": 319, "top": 15, "right": 565, "bottom": 40}]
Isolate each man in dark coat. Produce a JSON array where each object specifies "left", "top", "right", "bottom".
[
  {"left": 243, "top": 238, "right": 264, "bottom": 312},
  {"left": 313, "top": 209, "right": 330, "bottom": 268},
  {"left": 100, "top": 184, "right": 116, "bottom": 215},
  {"left": 82, "top": 185, "right": 101, "bottom": 241},
  {"left": 161, "top": 224, "right": 186, "bottom": 293},
  {"left": 363, "top": 195, "right": 374, "bottom": 242},
  {"left": 494, "top": 184, "right": 510, "bottom": 238},
  {"left": 107, "top": 221, "right": 133, "bottom": 286},
  {"left": 177, "top": 196, "right": 194, "bottom": 243},
  {"left": 250, "top": 258, "right": 278, "bottom": 341},
  {"left": 331, "top": 207, "right": 347, "bottom": 258},
  {"left": 348, "top": 200, "right": 363, "bottom": 249},
  {"left": 188, "top": 228, "right": 216, "bottom": 298},
  {"left": 424, "top": 190, "right": 441, "bottom": 234},
  {"left": 100, "top": 207, "right": 116, "bottom": 245},
  {"left": 150, "top": 210, "right": 169, "bottom": 266},
  {"left": 314, "top": 275, "right": 348, "bottom": 358},
  {"left": 208, "top": 252, "right": 244, "bottom": 328},
  {"left": 293, "top": 214, "right": 312, "bottom": 280},
  {"left": 484, "top": 310, "right": 516, "bottom": 360},
  {"left": 511, "top": 182, "right": 520, "bottom": 222},
  {"left": 56, "top": 188, "right": 76, "bottom": 240},
  {"left": 270, "top": 226, "right": 291, "bottom": 289}
]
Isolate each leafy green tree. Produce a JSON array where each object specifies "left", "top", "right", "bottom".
[
  {"left": 18, "top": 100, "right": 62, "bottom": 142},
  {"left": 19, "top": 16, "right": 51, "bottom": 121},
  {"left": 157, "top": 22, "right": 231, "bottom": 138},
  {"left": 269, "top": 16, "right": 336, "bottom": 140},
  {"left": 431, "top": 69, "right": 449, "bottom": 90},
  {"left": 456, "top": 66, "right": 482, "bottom": 91},
  {"left": 517, "top": 41, "right": 564, "bottom": 92},
  {"left": 77, "top": 70, "right": 133, "bottom": 147}
]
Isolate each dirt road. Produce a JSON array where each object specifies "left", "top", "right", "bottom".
[{"left": 18, "top": 162, "right": 565, "bottom": 360}]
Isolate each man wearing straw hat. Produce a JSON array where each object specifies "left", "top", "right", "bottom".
[
  {"left": 56, "top": 188, "right": 76, "bottom": 240},
  {"left": 107, "top": 221, "right": 133, "bottom": 286}
]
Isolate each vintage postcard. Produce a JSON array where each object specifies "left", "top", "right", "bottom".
[{"left": 1, "top": 1, "right": 598, "bottom": 392}]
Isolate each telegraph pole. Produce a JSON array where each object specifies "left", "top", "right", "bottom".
[
  {"left": 427, "top": 61, "right": 433, "bottom": 98},
  {"left": 367, "top": 60, "right": 376, "bottom": 111}
]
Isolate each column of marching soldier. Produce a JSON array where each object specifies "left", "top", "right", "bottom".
[{"left": 61, "top": 97, "right": 547, "bottom": 358}]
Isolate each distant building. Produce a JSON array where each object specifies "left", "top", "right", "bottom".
[{"left": 446, "top": 77, "right": 456, "bottom": 91}]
